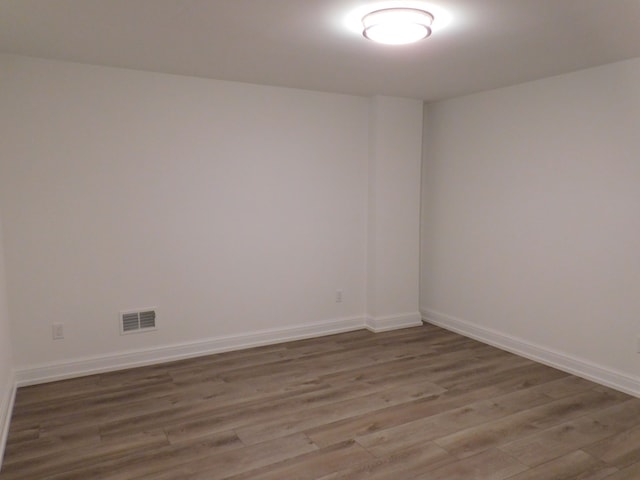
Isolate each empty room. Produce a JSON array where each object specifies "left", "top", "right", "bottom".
[{"left": 1, "top": 1, "right": 639, "bottom": 479}]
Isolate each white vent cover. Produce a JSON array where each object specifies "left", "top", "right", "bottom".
[{"left": 120, "top": 308, "right": 157, "bottom": 335}]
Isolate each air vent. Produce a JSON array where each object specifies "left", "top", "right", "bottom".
[{"left": 120, "top": 308, "right": 157, "bottom": 335}]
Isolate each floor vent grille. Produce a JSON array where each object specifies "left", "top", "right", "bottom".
[{"left": 120, "top": 309, "right": 157, "bottom": 335}]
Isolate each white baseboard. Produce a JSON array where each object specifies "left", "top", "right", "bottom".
[
  {"left": 422, "top": 308, "right": 640, "bottom": 398},
  {"left": 0, "top": 369, "right": 16, "bottom": 471},
  {"left": 365, "top": 312, "right": 423, "bottom": 333},
  {"left": 15, "top": 315, "right": 369, "bottom": 387}
]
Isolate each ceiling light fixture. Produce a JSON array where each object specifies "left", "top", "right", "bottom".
[{"left": 362, "top": 7, "right": 434, "bottom": 45}]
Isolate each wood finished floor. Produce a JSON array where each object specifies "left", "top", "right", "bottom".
[{"left": 2, "top": 323, "right": 640, "bottom": 480}]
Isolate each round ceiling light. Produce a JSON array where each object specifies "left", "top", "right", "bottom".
[{"left": 362, "top": 7, "right": 434, "bottom": 45}]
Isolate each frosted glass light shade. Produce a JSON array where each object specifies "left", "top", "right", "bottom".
[{"left": 362, "top": 8, "right": 434, "bottom": 45}]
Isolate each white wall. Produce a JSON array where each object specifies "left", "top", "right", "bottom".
[
  {"left": 0, "top": 213, "right": 13, "bottom": 386},
  {"left": 0, "top": 55, "right": 371, "bottom": 372},
  {"left": 367, "top": 97, "right": 423, "bottom": 330},
  {"left": 0, "top": 208, "right": 15, "bottom": 462},
  {"left": 0, "top": 55, "right": 425, "bottom": 381},
  {"left": 421, "top": 57, "right": 640, "bottom": 391}
]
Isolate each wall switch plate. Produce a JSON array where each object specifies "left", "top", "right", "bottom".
[
  {"left": 52, "top": 323, "right": 64, "bottom": 340},
  {"left": 637, "top": 336, "right": 640, "bottom": 353},
  {"left": 335, "top": 290, "right": 343, "bottom": 303}
]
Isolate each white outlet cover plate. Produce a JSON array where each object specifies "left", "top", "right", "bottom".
[{"left": 52, "top": 323, "right": 64, "bottom": 339}]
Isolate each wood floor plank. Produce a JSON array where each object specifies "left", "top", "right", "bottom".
[
  {"left": 535, "top": 376, "right": 602, "bottom": 399},
  {"left": 315, "top": 442, "right": 455, "bottom": 480},
  {"left": 433, "top": 389, "right": 630, "bottom": 459},
  {"left": 499, "top": 398, "right": 640, "bottom": 469},
  {"left": 600, "top": 461, "right": 640, "bottom": 480},
  {"left": 0, "top": 430, "right": 170, "bottom": 480},
  {"left": 13, "top": 374, "right": 101, "bottom": 406},
  {"left": 501, "top": 450, "right": 616, "bottom": 480},
  {"left": 235, "top": 381, "right": 446, "bottom": 445},
  {"left": 98, "top": 381, "right": 333, "bottom": 438},
  {"left": 41, "top": 430, "right": 251, "bottom": 480},
  {"left": 418, "top": 448, "right": 528, "bottom": 480},
  {"left": 143, "top": 433, "right": 317, "bottom": 480},
  {"left": 1, "top": 425, "right": 102, "bottom": 467},
  {"left": 305, "top": 365, "right": 567, "bottom": 449},
  {"left": 355, "top": 387, "right": 553, "bottom": 457},
  {"left": 223, "top": 439, "right": 373, "bottom": 480},
  {"left": 584, "top": 423, "right": 640, "bottom": 469},
  {"left": 306, "top": 388, "right": 496, "bottom": 448},
  {"left": 2, "top": 323, "right": 638, "bottom": 480}
]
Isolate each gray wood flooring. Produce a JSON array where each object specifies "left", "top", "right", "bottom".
[{"left": 2, "top": 323, "right": 640, "bottom": 479}]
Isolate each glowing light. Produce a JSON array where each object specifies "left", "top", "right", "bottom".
[
  {"left": 362, "top": 8, "right": 433, "bottom": 44},
  {"left": 345, "top": 2, "right": 453, "bottom": 44}
]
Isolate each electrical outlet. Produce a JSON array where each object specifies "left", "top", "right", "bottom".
[
  {"left": 637, "top": 336, "right": 640, "bottom": 354},
  {"left": 52, "top": 323, "right": 64, "bottom": 340},
  {"left": 335, "top": 290, "right": 343, "bottom": 303}
]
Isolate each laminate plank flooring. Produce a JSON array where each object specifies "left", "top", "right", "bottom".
[{"left": 2, "top": 323, "right": 640, "bottom": 479}]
